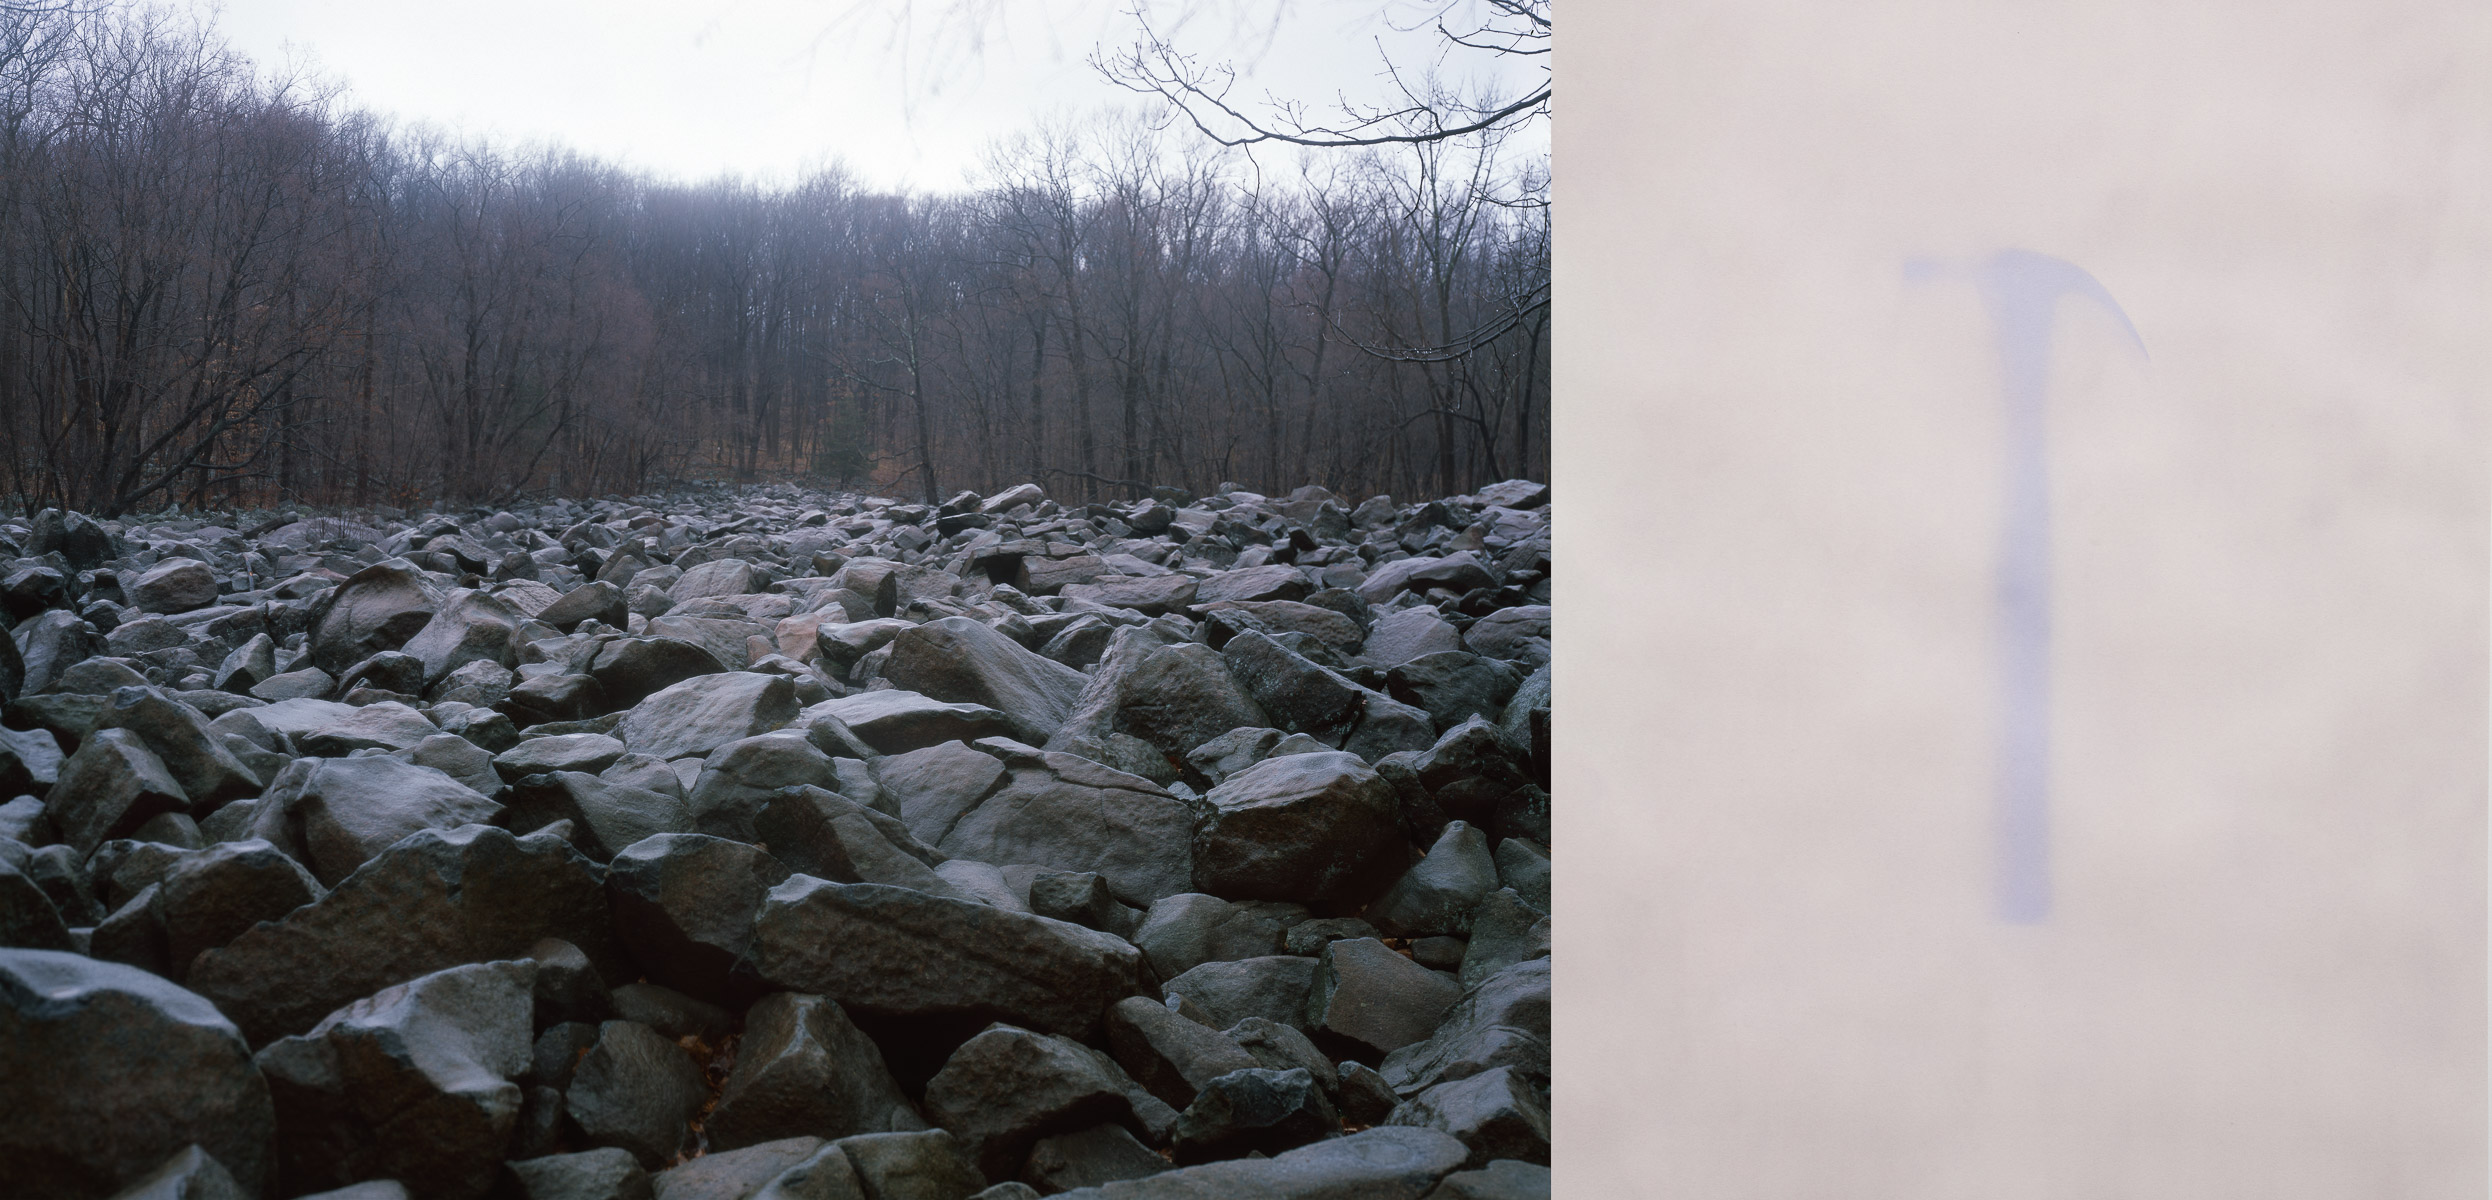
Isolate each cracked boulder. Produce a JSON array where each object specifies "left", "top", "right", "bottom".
[
  {"left": 189, "top": 824, "right": 622, "bottom": 1046},
  {"left": 748, "top": 877, "right": 1140, "bottom": 1040}
]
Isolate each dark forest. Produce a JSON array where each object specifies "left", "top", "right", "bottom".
[{"left": 0, "top": 1, "right": 1549, "bottom": 516}]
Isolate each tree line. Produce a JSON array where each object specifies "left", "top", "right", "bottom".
[{"left": 0, "top": 1, "right": 1549, "bottom": 516}]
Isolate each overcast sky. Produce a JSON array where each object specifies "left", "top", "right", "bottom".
[{"left": 207, "top": 0, "right": 1548, "bottom": 192}]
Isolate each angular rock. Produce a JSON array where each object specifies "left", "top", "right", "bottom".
[
  {"left": 1105, "top": 641, "right": 1269, "bottom": 763},
  {"left": 128, "top": 558, "right": 220, "bottom": 615},
  {"left": 585, "top": 637, "right": 725, "bottom": 713},
  {"left": 49, "top": 728, "right": 189, "bottom": 856},
  {"left": 871, "top": 740, "right": 1008, "bottom": 846},
  {"left": 922, "top": 1023, "right": 1140, "bottom": 1180},
  {"left": 879, "top": 617, "right": 1088, "bottom": 746},
  {"left": 30, "top": 508, "right": 117, "bottom": 569},
  {"left": 210, "top": 627, "right": 279, "bottom": 692},
  {"left": 830, "top": 1130, "right": 985, "bottom": 1200},
  {"left": 686, "top": 732, "right": 836, "bottom": 841},
  {"left": 1419, "top": 1159, "right": 1548, "bottom": 1200},
  {"left": 1103, "top": 995, "right": 1261, "bottom": 1111},
  {"left": 1377, "top": 960, "right": 1550, "bottom": 1098},
  {"left": 1337, "top": 1061, "right": 1401, "bottom": 1126},
  {"left": 0, "top": 722, "right": 65, "bottom": 798},
  {"left": 1355, "top": 554, "right": 1497, "bottom": 605},
  {"left": 609, "top": 981, "right": 734, "bottom": 1042},
  {"left": 1167, "top": 1067, "right": 1337, "bottom": 1165},
  {"left": 497, "top": 733, "right": 629, "bottom": 782},
  {"left": 295, "top": 700, "right": 442, "bottom": 756},
  {"left": 1304, "top": 937, "right": 1461, "bottom": 1060},
  {"left": 1027, "top": 871, "right": 1141, "bottom": 940},
  {"left": 1191, "top": 751, "right": 1405, "bottom": 908},
  {"left": 255, "top": 959, "right": 536, "bottom": 1199},
  {"left": 538, "top": 581, "right": 631, "bottom": 635},
  {"left": 644, "top": 613, "right": 771, "bottom": 672},
  {"left": 1181, "top": 727, "right": 1289, "bottom": 789},
  {"left": 248, "top": 755, "right": 504, "bottom": 886},
  {"left": 189, "top": 824, "right": 621, "bottom": 1045},
  {"left": 708, "top": 992, "right": 926, "bottom": 1151},
  {"left": 1458, "top": 607, "right": 1548, "bottom": 667},
  {"left": 250, "top": 667, "right": 336, "bottom": 703},
  {"left": 0, "top": 855, "right": 73, "bottom": 950},
  {"left": 1158, "top": 956, "right": 1318, "bottom": 1032},
  {"left": 1382, "top": 1068, "right": 1548, "bottom": 1170},
  {"left": 1385, "top": 654, "right": 1521, "bottom": 735},
  {"left": 394, "top": 732, "right": 504, "bottom": 797},
  {"left": 936, "top": 746, "right": 1201, "bottom": 907},
  {"left": 613, "top": 672, "right": 798, "bottom": 761},
  {"left": 810, "top": 691, "right": 1013, "bottom": 756},
  {"left": 1060, "top": 576, "right": 1197, "bottom": 616},
  {"left": 1019, "top": 1124, "right": 1168, "bottom": 1194},
  {"left": 749, "top": 787, "right": 950, "bottom": 889},
  {"left": 1223, "top": 1017, "right": 1336, "bottom": 1095},
  {"left": 1131, "top": 894, "right": 1303, "bottom": 981},
  {"left": 156, "top": 838, "right": 323, "bottom": 978},
  {"left": 502, "top": 772, "right": 688, "bottom": 861},
  {"left": 565, "top": 1020, "right": 708, "bottom": 1169},
  {"left": 16, "top": 608, "right": 106, "bottom": 696},
  {"left": 1407, "top": 718, "right": 1530, "bottom": 828},
  {"left": 1492, "top": 839, "right": 1548, "bottom": 911},
  {"left": 1364, "top": 821, "right": 1498, "bottom": 939},
  {"left": 1363, "top": 608, "right": 1463, "bottom": 668},
  {"left": 1456, "top": 890, "right": 1548, "bottom": 994},
  {"left": 1036, "top": 615, "right": 1114, "bottom": 671},
  {"left": 812, "top": 619, "right": 915, "bottom": 674},
  {"left": 748, "top": 877, "right": 1141, "bottom": 1040},
  {"left": 94, "top": 686, "right": 262, "bottom": 809},
  {"left": 505, "top": 674, "right": 611, "bottom": 728},
  {"left": 504, "top": 1148, "right": 651, "bottom": 1200},
  {"left": 0, "top": 949, "right": 273, "bottom": 1198},
  {"left": 1194, "top": 566, "right": 1310, "bottom": 606},
  {"left": 655, "top": 1136, "right": 830, "bottom": 1200},
  {"left": 1221, "top": 632, "right": 1367, "bottom": 746},
  {"left": 400, "top": 589, "right": 521, "bottom": 689},
  {"left": 604, "top": 833, "right": 790, "bottom": 1005},
  {"left": 91, "top": 882, "right": 171, "bottom": 974},
  {"left": 310, "top": 565, "right": 440, "bottom": 675},
  {"left": 669, "top": 558, "right": 757, "bottom": 604}
]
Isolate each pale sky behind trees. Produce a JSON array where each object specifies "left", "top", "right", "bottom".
[{"left": 209, "top": 0, "right": 1549, "bottom": 189}]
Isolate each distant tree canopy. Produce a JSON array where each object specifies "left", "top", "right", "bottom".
[{"left": 0, "top": 1, "right": 1548, "bottom": 516}]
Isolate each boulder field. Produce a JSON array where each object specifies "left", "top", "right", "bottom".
[{"left": 0, "top": 480, "right": 1552, "bottom": 1199}]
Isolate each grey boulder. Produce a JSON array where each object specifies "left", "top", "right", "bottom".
[
  {"left": 1190, "top": 752, "right": 1406, "bottom": 909},
  {"left": 255, "top": 959, "right": 537, "bottom": 1199},
  {"left": 748, "top": 878, "right": 1141, "bottom": 1040},
  {"left": 0, "top": 949, "right": 274, "bottom": 1199},
  {"left": 189, "top": 824, "right": 621, "bottom": 1045},
  {"left": 612, "top": 671, "right": 798, "bottom": 761},
  {"left": 706, "top": 992, "right": 925, "bottom": 1152},
  {"left": 248, "top": 755, "right": 505, "bottom": 886}
]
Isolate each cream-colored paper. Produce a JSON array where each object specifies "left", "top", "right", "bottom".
[{"left": 1557, "top": 1, "right": 2490, "bottom": 1194}]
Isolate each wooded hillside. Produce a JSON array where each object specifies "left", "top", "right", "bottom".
[{"left": 0, "top": 2, "right": 1549, "bottom": 516}]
